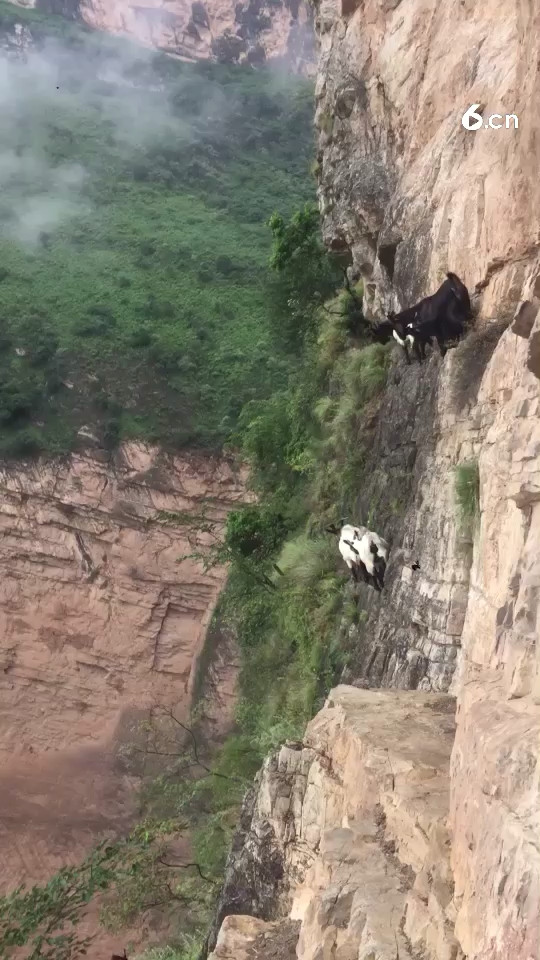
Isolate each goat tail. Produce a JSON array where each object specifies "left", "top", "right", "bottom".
[
  {"left": 446, "top": 272, "right": 472, "bottom": 313},
  {"left": 446, "top": 271, "right": 463, "bottom": 288}
]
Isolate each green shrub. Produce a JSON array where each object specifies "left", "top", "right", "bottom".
[
  {"left": 225, "top": 504, "right": 287, "bottom": 562},
  {"left": 317, "top": 306, "right": 349, "bottom": 371},
  {"left": 317, "top": 110, "right": 334, "bottom": 136},
  {"left": 309, "top": 342, "right": 390, "bottom": 520},
  {"left": 236, "top": 392, "right": 295, "bottom": 490},
  {"left": 266, "top": 203, "right": 342, "bottom": 347},
  {"left": 337, "top": 342, "right": 390, "bottom": 404},
  {"left": 313, "top": 395, "right": 336, "bottom": 425}
]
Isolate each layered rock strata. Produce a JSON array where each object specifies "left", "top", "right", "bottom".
[
  {"left": 8, "top": 0, "right": 314, "bottom": 69},
  {"left": 208, "top": 687, "right": 460, "bottom": 960},
  {"left": 0, "top": 443, "right": 246, "bottom": 950}
]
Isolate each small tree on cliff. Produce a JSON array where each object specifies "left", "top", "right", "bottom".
[
  {"left": 267, "top": 203, "right": 343, "bottom": 347},
  {"left": 157, "top": 504, "right": 286, "bottom": 591},
  {"left": 0, "top": 826, "right": 178, "bottom": 960},
  {"left": 0, "top": 707, "right": 251, "bottom": 960}
]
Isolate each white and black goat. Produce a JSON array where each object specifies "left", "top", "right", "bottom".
[
  {"left": 326, "top": 521, "right": 389, "bottom": 592},
  {"left": 365, "top": 311, "right": 416, "bottom": 358},
  {"left": 326, "top": 521, "right": 421, "bottom": 592},
  {"left": 326, "top": 522, "right": 371, "bottom": 584},
  {"left": 359, "top": 529, "right": 390, "bottom": 592},
  {"left": 386, "top": 304, "right": 421, "bottom": 363}
]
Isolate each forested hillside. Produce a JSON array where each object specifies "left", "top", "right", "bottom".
[{"left": 0, "top": 0, "right": 314, "bottom": 456}]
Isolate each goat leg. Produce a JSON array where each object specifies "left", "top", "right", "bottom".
[{"left": 436, "top": 334, "right": 447, "bottom": 357}]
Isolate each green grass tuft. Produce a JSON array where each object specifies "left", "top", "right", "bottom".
[
  {"left": 454, "top": 461, "right": 480, "bottom": 534},
  {"left": 135, "top": 944, "right": 200, "bottom": 960},
  {"left": 276, "top": 534, "right": 337, "bottom": 587}
]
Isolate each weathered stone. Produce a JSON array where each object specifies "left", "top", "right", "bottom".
[
  {"left": 208, "top": 915, "right": 300, "bottom": 960},
  {"left": 309, "top": 4, "right": 540, "bottom": 957},
  {"left": 8, "top": 0, "right": 314, "bottom": 71},
  {"left": 0, "top": 442, "right": 247, "bottom": 955},
  {"left": 207, "top": 688, "right": 456, "bottom": 960},
  {"left": 205, "top": 3, "right": 540, "bottom": 960},
  {"left": 512, "top": 301, "right": 539, "bottom": 339},
  {"left": 527, "top": 327, "right": 540, "bottom": 380}
]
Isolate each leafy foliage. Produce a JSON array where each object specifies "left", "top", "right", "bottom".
[
  {"left": 224, "top": 505, "right": 287, "bottom": 563},
  {"left": 275, "top": 533, "right": 337, "bottom": 587},
  {"left": 0, "top": 826, "right": 178, "bottom": 960},
  {"left": 310, "top": 342, "right": 391, "bottom": 522},
  {"left": 0, "top": 206, "right": 391, "bottom": 956},
  {"left": 266, "top": 203, "right": 343, "bottom": 346},
  {"left": 0, "top": 7, "right": 393, "bottom": 946},
  {"left": 135, "top": 946, "right": 199, "bottom": 960},
  {"left": 199, "top": 254, "right": 390, "bottom": 761}
]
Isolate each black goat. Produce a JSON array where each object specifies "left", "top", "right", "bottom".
[
  {"left": 389, "top": 272, "right": 471, "bottom": 363},
  {"left": 365, "top": 312, "right": 417, "bottom": 355},
  {"left": 365, "top": 319, "right": 394, "bottom": 344},
  {"left": 386, "top": 304, "right": 422, "bottom": 363},
  {"left": 410, "top": 271, "right": 470, "bottom": 359}
]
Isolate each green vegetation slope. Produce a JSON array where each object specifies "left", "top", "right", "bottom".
[{"left": 0, "top": 0, "right": 313, "bottom": 456}]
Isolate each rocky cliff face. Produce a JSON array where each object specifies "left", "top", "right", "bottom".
[
  {"left": 209, "top": 681, "right": 538, "bottom": 960},
  {"left": 206, "top": 3, "right": 540, "bottom": 959},
  {"left": 0, "top": 442, "right": 246, "bottom": 951},
  {"left": 208, "top": 687, "right": 459, "bottom": 960},
  {"left": 311, "top": 4, "right": 540, "bottom": 955},
  {"left": 311, "top": 0, "right": 540, "bottom": 693},
  {"left": 7, "top": 0, "right": 314, "bottom": 69}
]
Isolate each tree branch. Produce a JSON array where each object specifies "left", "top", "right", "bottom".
[
  {"left": 157, "top": 857, "right": 215, "bottom": 884},
  {"left": 319, "top": 304, "right": 346, "bottom": 317},
  {"left": 148, "top": 708, "right": 244, "bottom": 783}
]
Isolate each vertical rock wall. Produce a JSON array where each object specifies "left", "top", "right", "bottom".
[
  {"left": 206, "top": 4, "right": 540, "bottom": 960},
  {"left": 309, "top": 3, "right": 540, "bottom": 956}
]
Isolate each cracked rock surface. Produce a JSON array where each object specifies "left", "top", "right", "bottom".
[
  {"left": 0, "top": 441, "right": 246, "bottom": 951},
  {"left": 208, "top": 687, "right": 458, "bottom": 960},
  {"left": 5, "top": 0, "right": 314, "bottom": 71}
]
